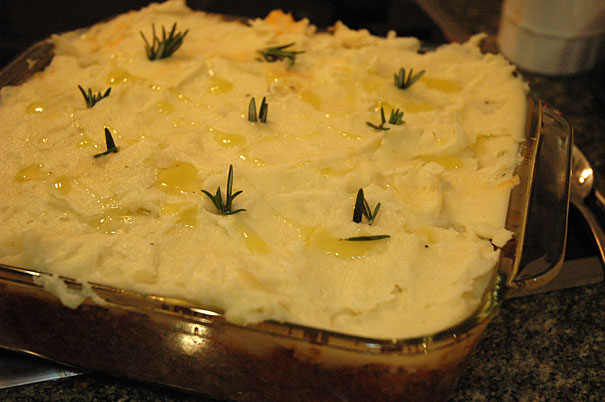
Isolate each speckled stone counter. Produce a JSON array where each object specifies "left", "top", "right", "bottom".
[{"left": 1, "top": 1, "right": 604, "bottom": 401}]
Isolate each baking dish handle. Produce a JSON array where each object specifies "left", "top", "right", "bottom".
[{"left": 499, "top": 97, "right": 572, "bottom": 291}]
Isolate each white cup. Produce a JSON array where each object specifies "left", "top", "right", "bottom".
[{"left": 497, "top": 0, "right": 605, "bottom": 75}]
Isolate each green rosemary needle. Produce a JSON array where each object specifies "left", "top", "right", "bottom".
[
  {"left": 248, "top": 98, "right": 257, "bottom": 122},
  {"left": 352, "top": 188, "right": 381, "bottom": 225},
  {"left": 394, "top": 67, "right": 425, "bottom": 90},
  {"left": 78, "top": 85, "right": 111, "bottom": 108},
  {"left": 248, "top": 97, "right": 268, "bottom": 123},
  {"left": 140, "top": 23, "right": 189, "bottom": 60},
  {"left": 256, "top": 42, "right": 304, "bottom": 68},
  {"left": 259, "top": 97, "right": 268, "bottom": 122},
  {"left": 388, "top": 108, "right": 405, "bottom": 125},
  {"left": 93, "top": 128, "right": 119, "bottom": 158},
  {"left": 366, "top": 107, "right": 404, "bottom": 130},
  {"left": 342, "top": 235, "right": 391, "bottom": 241},
  {"left": 367, "top": 107, "right": 389, "bottom": 130},
  {"left": 202, "top": 165, "right": 246, "bottom": 215}
]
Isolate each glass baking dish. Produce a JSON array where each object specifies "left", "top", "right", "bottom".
[{"left": 0, "top": 38, "right": 572, "bottom": 402}]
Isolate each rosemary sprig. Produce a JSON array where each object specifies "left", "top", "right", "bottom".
[
  {"left": 248, "top": 97, "right": 268, "bottom": 123},
  {"left": 78, "top": 85, "right": 111, "bottom": 108},
  {"left": 93, "top": 128, "right": 119, "bottom": 158},
  {"left": 140, "top": 23, "right": 189, "bottom": 60},
  {"left": 387, "top": 108, "right": 404, "bottom": 125},
  {"left": 202, "top": 165, "right": 246, "bottom": 215},
  {"left": 352, "top": 188, "right": 381, "bottom": 225},
  {"left": 394, "top": 67, "right": 425, "bottom": 90},
  {"left": 366, "top": 107, "right": 405, "bottom": 130},
  {"left": 256, "top": 42, "right": 304, "bottom": 68},
  {"left": 342, "top": 235, "right": 391, "bottom": 241},
  {"left": 367, "top": 107, "right": 389, "bottom": 131}
]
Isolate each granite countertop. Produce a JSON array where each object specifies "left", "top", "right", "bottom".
[{"left": 1, "top": 1, "right": 604, "bottom": 401}]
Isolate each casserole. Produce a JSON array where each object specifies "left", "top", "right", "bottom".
[{"left": 0, "top": 9, "right": 572, "bottom": 402}]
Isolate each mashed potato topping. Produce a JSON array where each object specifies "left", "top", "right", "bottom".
[{"left": 0, "top": 0, "right": 527, "bottom": 338}]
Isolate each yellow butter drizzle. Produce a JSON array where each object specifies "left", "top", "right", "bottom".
[
  {"left": 234, "top": 221, "right": 270, "bottom": 255},
  {"left": 207, "top": 76, "right": 234, "bottom": 95},
  {"left": 418, "top": 155, "right": 463, "bottom": 170},
  {"left": 25, "top": 101, "right": 46, "bottom": 114},
  {"left": 372, "top": 99, "right": 434, "bottom": 114},
  {"left": 106, "top": 68, "right": 142, "bottom": 85},
  {"left": 172, "top": 117, "right": 199, "bottom": 128},
  {"left": 168, "top": 88, "right": 194, "bottom": 104},
  {"left": 156, "top": 162, "right": 199, "bottom": 195},
  {"left": 88, "top": 207, "right": 152, "bottom": 234},
  {"left": 399, "top": 99, "right": 435, "bottom": 113},
  {"left": 299, "top": 89, "right": 322, "bottom": 110},
  {"left": 53, "top": 176, "right": 72, "bottom": 195},
  {"left": 210, "top": 128, "right": 246, "bottom": 148},
  {"left": 238, "top": 153, "right": 267, "bottom": 166},
  {"left": 162, "top": 202, "right": 198, "bottom": 228},
  {"left": 177, "top": 206, "right": 197, "bottom": 228},
  {"left": 420, "top": 76, "right": 461, "bottom": 93},
  {"left": 156, "top": 100, "right": 174, "bottom": 114},
  {"left": 15, "top": 164, "right": 45, "bottom": 182},
  {"left": 88, "top": 209, "right": 133, "bottom": 234},
  {"left": 319, "top": 166, "right": 353, "bottom": 177}
]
